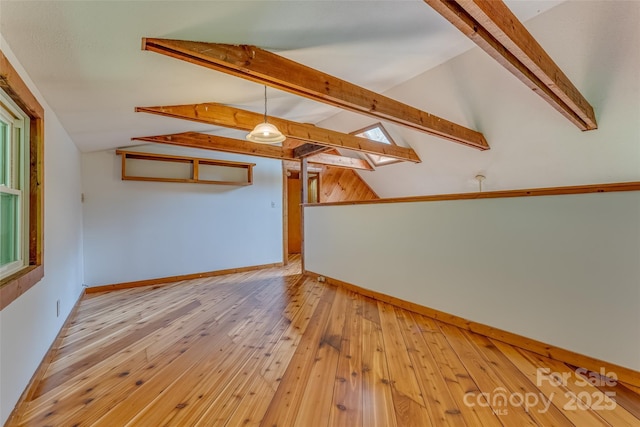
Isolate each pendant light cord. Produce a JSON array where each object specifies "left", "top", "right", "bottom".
[{"left": 264, "top": 86, "right": 268, "bottom": 123}]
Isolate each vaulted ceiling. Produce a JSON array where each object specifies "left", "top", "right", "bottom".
[
  {"left": 2, "top": 1, "right": 638, "bottom": 195},
  {"left": 1, "top": 0, "right": 560, "bottom": 153}
]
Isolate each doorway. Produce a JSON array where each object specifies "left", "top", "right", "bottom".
[{"left": 285, "top": 170, "right": 319, "bottom": 255}]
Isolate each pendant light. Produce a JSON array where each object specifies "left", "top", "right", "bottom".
[{"left": 246, "top": 86, "right": 286, "bottom": 144}]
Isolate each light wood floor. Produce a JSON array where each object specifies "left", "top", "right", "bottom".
[{"left": 8, "top": 257, "right": 640, "bottom": 426}]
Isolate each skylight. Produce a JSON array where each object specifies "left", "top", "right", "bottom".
[{"left": 352, "top": 123, "right": 400, "bottom": 167}]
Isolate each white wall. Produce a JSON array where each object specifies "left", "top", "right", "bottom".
[
  {"left": 82, "top": 145, "right": 283, "bottom": 287},
  {"left": 0, "top": 38, "right": 85, "bottom": 425},
  {"left": 320, "top": 1, "right": 640, "bottom": 197},
  {"left": 305, "top": 190, "right": 640, "bottom": 371}
]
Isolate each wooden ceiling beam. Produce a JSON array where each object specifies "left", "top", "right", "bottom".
[
  {"left": 130, "top": 132, "right": 373, "bottom": 170},
  {"left": 293, "top": 143, "right": 332, "bottom": 159},
  {"left": 424, "top": 0, "right": 597, "bottom": 131},
  {"left": 283, "top": 160, "right": 324, "bottom": 173},
  {"left": 307, "top": 153, "right": 373, "bottom": 171},
  {"left": 132, "top": 132, "right": 296, "bottom": 161},
  {"left": 136, "top": 103, "right": 421, "bottom": 162},
  {"left": 141, "top": 38, "right": 489, "bottom": 150}
]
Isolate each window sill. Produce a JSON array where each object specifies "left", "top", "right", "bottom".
[{"left": 0, "top": 265, "right": 44, "bottom": 310}]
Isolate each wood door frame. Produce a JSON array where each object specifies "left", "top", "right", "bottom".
[
  {"left": 282, "top": 163, "right": 320, "bottom": 267},
  {"left": 282, "top": 162, "right": 289, "bottom": 265}
]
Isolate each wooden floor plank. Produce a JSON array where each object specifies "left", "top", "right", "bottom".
[
  {"left": 259, "top": 278, "right": 325, "bottom": 390},
  {"left": 395, "top": 309, "right": 467, "bottom": 427},
  {"left": 462, "top": 329, "right": 573, "bottom": 425},
  {"left": 222, "top": 375, "right": 274, "bottom": 427},
  {"left": 378, "top": 302, "right": 432, "bottom": 426},
  {"left": 592, "top": 380, "right": 640, "bottom": 419},
  {"left": 171, "top": 277, "right": 317, "bottom": 426},
  {"left": 416, "top": 316, "right": 503, "bottom": 427},
  {"left": 32, "top": 299, "right": 202, "bottom": 398},
  {"left": 328, "top": 292, "right": 364, "bottom": 427},
  {"left": 438, "top": 323, "right": 540, "bottom": 426},
  {"left": 127, "top": 302, "right": 286, "bottom": 426},
  {"left": 130, "top": 280, "right": 286, "bottom": 425},
  {"left": 293, "top": 285, "right": 349, "bottom": 427},
  {"left": 259, "top": 283, "right": 337, "bottom": 426},
  {"left": 361, "top": 317, "right": 399, "bottom": 427},
  {"left": 520, "top": 349, "right": 637, "bottom": 427},
  {"left": 28, "top": 276, "right": 269, "bottom": 426},
  {"left": 7, "top": 259, "right": 640, "bottom": 427},
  {"left": 492, "top": 339, "right": 611, "bottom": 426}
]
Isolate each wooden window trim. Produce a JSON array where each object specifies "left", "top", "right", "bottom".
[{"left": 0, "top": 50, "right": 45, "bottom": 310}]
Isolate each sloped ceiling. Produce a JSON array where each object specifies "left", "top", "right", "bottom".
[
  {"left": 1, "top": 0, "right": 559, "bottom": 152},
  {"left": 1, "top": 1, "right": 638, "bottom": 196},
  {"left": 322, "top": 1, "right": 639, "bottom": 196}
]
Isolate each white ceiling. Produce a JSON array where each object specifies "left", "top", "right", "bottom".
[{"left": 0, "top": 0, "right": 562, "bottom": 153}]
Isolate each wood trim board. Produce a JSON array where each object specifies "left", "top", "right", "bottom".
[
  {"left": 305, "top": 181, "right": 640, "bottom": 207},
  {"left": 85, "top": 262, "right": 284, "bottom": 293}
]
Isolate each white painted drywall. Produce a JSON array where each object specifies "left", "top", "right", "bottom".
[
  {"left": 320, "top": 1, "right": 640, "bottom": 197},
  {"left": 82, "top": 145, "right": 283, "bottom": 287},
  {"left": 0, "top": 38, "right": 85, "bottom": 425},
  {"left": 305, "top": 191, "right": 640, "bottom": 371}
]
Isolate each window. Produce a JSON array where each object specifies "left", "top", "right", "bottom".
[
  {"left": 0, "top": 93, "right": 29, "bottom": 278},
  {"left": 0, "top": 50, "right": 44, "bottom": 310},
  {"left": 352, "top": 123, "right": 401, "bottom": 167}
]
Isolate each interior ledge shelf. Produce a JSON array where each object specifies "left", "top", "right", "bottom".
[{"left": 116, "top": 150, "right": 255, "bottom": 186}]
